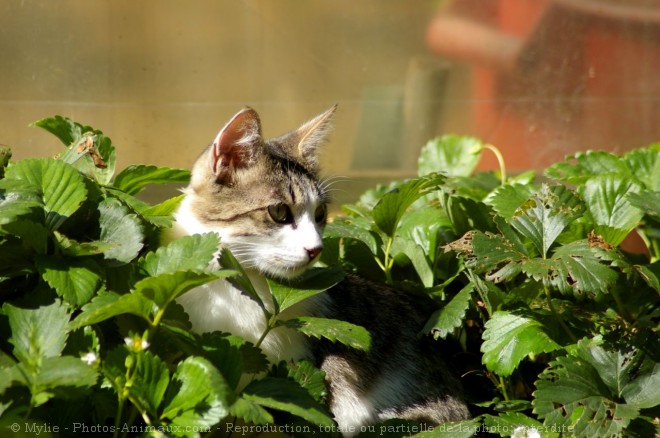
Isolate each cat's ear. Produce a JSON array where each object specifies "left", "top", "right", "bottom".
[
  {"left": 211, "top": 107, "right": 263, "bottom": 184},
  {"left": 288, "top": 105, "right": 337, "bottom": 173}
]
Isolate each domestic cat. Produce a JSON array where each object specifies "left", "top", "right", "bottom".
[{"left": 168, "top": 106, "right": 470, "bottom": 434}]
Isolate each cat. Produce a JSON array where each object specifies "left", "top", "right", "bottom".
[{"left": 167, "top": 106, "right": 470, "bottom": 434}]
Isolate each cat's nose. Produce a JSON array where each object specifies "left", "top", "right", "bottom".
[{"left": 305, "top": 246, "right": 323, "bottom": 261}]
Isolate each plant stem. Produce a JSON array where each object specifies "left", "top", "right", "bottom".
[
  {"left": 544, "top": 286, "right": 578, "bottom": 343},
  {"left": 383, "top": 237, "right": 395, "bottom": 285},
  {"left": 499, "top": 375, "right": 510, "bottom": 402},
  {"left": 482, "top": 144, "right": 507, "bottom": 185}
]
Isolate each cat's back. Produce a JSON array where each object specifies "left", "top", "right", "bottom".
[{"left": 315, "top": 274, "right": 470, "bottom": 433}]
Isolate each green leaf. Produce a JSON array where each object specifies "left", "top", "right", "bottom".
[
  {"left": 533, "top": 340, "right": 644, "bottom": 437},
  {"left": 484, "top": 183, "right": 538, "bottom": 220},
  {"left": 160, "top": 356, "right": 231, "bottom": 427},
  {"left": 242, "top": 377, "right": 334, "bottom": 426},
  {"left": 6, "top": 158, "right": 88, "bottom": 230},
  {"left": 621, "top": 362, "right": 660, "bottom": 409},
  {"left": 229, "top": 397, "right": 273, "bottom": 425},
  {"left": 268, "top": 266, "right": 344, "bottom": 313},
  {"left": 134, "top": 270, "right": 231, "bottom": 314},
  {"left": 324, "top": 217, "right": 380, "bottom": 255},
  {"left": 284, "top": 360, "right": 328, "bottom": 403},
  {"left": 417, "top": 135, "right": 483, "bottom": 177},
  {"left": 139, "top": 233, "right": 219, "bottom": 277},
  {"left": 622, "top": 147, "right": 660, "bottom": 191},
  {"left": 510, "top": 184, "right": 583, "bottom": 258},
  {"left": 0, "top": 146, "right": 12, "bottom": 178},
  {"left": 113, "top": 164, "right": 190, "bottom": 195},
  {"left": 131, "top": 351, "right": 170, "bottom": 416},
  {"left": 423, "top": 283, "right": 474, "bottom": 339},
  {"left": 98, "top": 197, "right": 144, "bottom": 264},
  {"left": 4, "top": 301, "right": 70, "bottom": 365},
  {"left": 27, "top": 356, "right": 97, "bottom": 401},
  {"left": 280, "top": 317, "right": 371, "bottom": 351},
  {"left": 140, "top": 194, "right": 185, "bottom": 228},
  {"left": 0, "top": 179, "right": 42, "bottom": 225},
  {"left": 36, "top": 256, "right": 102, "bottom": 306},
  {"left": 580, "top": 174, "right": 643, "bottom": 246},
  {"left": 524, "top": 241, "right": 619, "bottom": 298},
  {"left": 70, "top": 291, "right": 152, "bottom": 330},
  {"left": 53, "top": 231, "right": 111, "bottom": 257},
  {"left": 481, "top": 311, "right": 561, "bottom": 377},
  {"left": 218, "top": 248, "right": 265, "bottom": 311},
  {"left": 627, "top": 190, "right": 660, "bottom": 220},
  {"left": 373, "top": 174, "right": 445, "bottom": 237},
  {"left": 411, "top": 418, "right": 482, "bottom": 437},
  {"left": 545, "top": 150, "right": 630, "bottom": 184},
  {"left": 32, "top": 115, "right": 81, "bottom": 146},
  {"left": 391, "top": 237, "right": 434, "bottom": 287}
]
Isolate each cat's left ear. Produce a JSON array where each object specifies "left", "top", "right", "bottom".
[
  {"left": 211, "top": 107, "right": 263, "bottom": 184},
  {"left": 289, "top": 105, "right": 337, "bottom": 173}
]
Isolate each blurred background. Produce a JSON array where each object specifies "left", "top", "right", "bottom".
[{"left": 2, "top": 0, "right": 659, "bottom": 204}]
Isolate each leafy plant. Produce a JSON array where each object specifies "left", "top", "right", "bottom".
[{"left": 1, "top": 118, "right": 659, "bottom": 438}]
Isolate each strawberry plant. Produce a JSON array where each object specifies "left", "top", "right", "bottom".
[{"left": 1, "top": 116, "right": 658, "bottom": 437}]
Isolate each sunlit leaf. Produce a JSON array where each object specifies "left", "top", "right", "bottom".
[
  {"left": 242, "top": 377, "right": 334, "bottom": 426},
  {"left": 481, "top": 311, "right": 561, "bottom": 377},
  {"left": 269, "top": 266, "right": 344, "bottom": 313},
  {"left": 417, "top": 135, "right": 482, "bottom": 177},
  {"left": 580, "top": 174, "right": 643, "bottom": 246},
  {"left": 0, "top": 179, "right": 42, "bottom": 225},
  {"left": 280, "top": 317, "right": 371, "bottom": 351},
  {"left": 423, "top": 283, "right": 473, "bottom": 339},
  {"left": 98, "top": 197, "right": 144, "bottom": 264},
  {"left": 161, "top": 356, "right": 231, "bottom": 427},
  {"left": 36, "top": 256, "right": 102, "bottom": 306},
  {"left": 138, "top": 233, "right": 219, "bottom": 277},
  {"left": 6, "top": 158, "right": 87, "bottom": 231},
  {"left": 113, "top": 164, "right": 190, "bottom": 195}
]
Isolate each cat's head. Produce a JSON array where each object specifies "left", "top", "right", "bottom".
[{"left": 176, "top": 106, "right": 336, "bottom": 279}]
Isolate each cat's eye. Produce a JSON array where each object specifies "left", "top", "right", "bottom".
[
  {"left": 268, "top": 204, "right": 294, "bottom": 224},
  {"left": 314, "top": 204, "right": 328, "bottom": 224}
]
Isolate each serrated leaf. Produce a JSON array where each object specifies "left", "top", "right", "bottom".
[
  {"left": 373, "top": 174, "right": 445, "bottom": 237},
  {"left": 627, "top": 190, "right": 660, "bottom": 220},
  {"left": 32, "top": 115, "right": 81, "bottom": 146},
  {"left": 218, "top": 248, "right": 265, "bottom": 311},
  {"left": 481, "top": 311, "right": 561, "bottom": 377},
  {"left": 622, "top": 147, "right": 660, "bottom": 191},
  {"left": 510, "top": 184, "right": 583, "bottom": 258},
  {"left": 98, "top": 197, "right": 144, "bottom": 264},
  {"left": 139, "top": 233, "right": 219, "bottom": 277},
  {"left": 113, "top": 164, "right": 190, "bottom": 195},
  {"left": 580, "top": 174, "right": 643, "bottom": 246},
  {"left": 131, "top": 351, "right": 170, "bottom": 416},
  {"left": 160, "top": 356, "right": 231, "bottom": 427},
  {"left": 284, "top": 360, "right": 327, "bottom": 403},
  {"left": 4, "top": 301, "right": 70, "bottom": 366},
  {"left": 134, "top": 270, "right": 232, "bottom": 314},
  {"left": 417, "top": 135, "right": 482, "bottom": 177},
  {"left": 140, "top": 194, "right": 185, "bottom": 227},
  {"left": 524, "top": 241, "right": 619, "bottom": 298},
  {"left": 70, "top": 291, "right": 152, "bottom": 330},
  {"left": 6, "top": 158, "right": 87, "bottom": 230},
  {"left": 533, "top": 340, "right": 645, "bottom": 437},
  {"left": 229, "top": 397, "right": 273, "bottom": 425},
  {"left": 53, "top": 231, "right": 111, "bottom": 257},
  {"left": 545, "top": 150, "right": 630, "bottom": 184},
  {"left": 242, "top": 377, "right": 334, "bottom": 426},
  {"left": 483, "top": 412, "right": 551, "bottom": 438},
  {"left": 391, "top": 237, "right": 434, "bottom": 287},
  {"left": 324, "top": 217, "right": 380, "bottom": 255},
  {"left": 36, "top": 256, "right": 101, "bottom": 306},
  {"left": 423, "top": 283, "right": 473, "bottom": 339},
  {"left": 484, "top": 183, "right": 538, "bottom": 220},
  {"left": 0, "top": 179, "right": 42, "bottom": 225},
  {"left": 268, "top": 266, "right": 344, "bottom": 313},
  {"left": 29, "top": 356, "right": 97, "bottom": 398},
  {"left": 280, "top": 317, "right": 371, "bottom": 351}
]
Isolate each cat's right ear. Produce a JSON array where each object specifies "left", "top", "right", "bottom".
[{"left": 210, "top": 107, "right": 263, "bottom": 184}]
